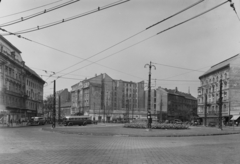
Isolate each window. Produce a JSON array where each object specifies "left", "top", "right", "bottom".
[
  {"left": 223, "top": 104, "right": 227, "bottom": 112},
  {"left": 224, "top": 73, "right": 227, "bottom": 79},
  {"left": 224, "top": 81, "right": 228, "bottom": 89}
]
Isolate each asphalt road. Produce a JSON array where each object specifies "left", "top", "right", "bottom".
[{"left": 0, "top": 124, "right": 240, "bottom": 164}]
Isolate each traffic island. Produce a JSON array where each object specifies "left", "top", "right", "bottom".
[{"left": 42, "top": 124, "right": 240, "bottom": 137}]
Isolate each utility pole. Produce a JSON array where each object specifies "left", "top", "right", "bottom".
[
  {"left": 52, "top": 80, "right": 56, "bottom": 128},
  {"left": 128, "top": 99, "right": 130, "bottom": 123},
  {"left": 204, "top": 93, "right": 207, "bottom": 126},
  {"left": 132, "top": 95, "right": 134, "bottom": 121},
  {"left": 106, "top": 92, "right": 108, "bottom": 123},
  {"left": 58, "top": 95, "right": 61, "bottom": 123},
  {"left": 144, "top": 61, "right": 156, "bottom": 129},
  {"left": 94, "top": 102, "right": 95, "bottom": 121},
  {"left": 160, "top": 95, "right": 162, "bottom": 123},
  {"left": 218, "top": 79, "right": 223, "bottom": 130}
]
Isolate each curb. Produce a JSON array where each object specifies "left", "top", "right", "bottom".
[{"left": 42, "top": 127, "right": 240, "bottom": 137}]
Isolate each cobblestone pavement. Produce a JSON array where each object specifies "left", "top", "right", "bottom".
[{"left": 0, "top": 125, "right": 240, "bottom": 164}]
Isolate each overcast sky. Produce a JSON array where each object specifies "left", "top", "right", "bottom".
[{"left": 0, "top": 0, "right": 240, "bottom": 99}]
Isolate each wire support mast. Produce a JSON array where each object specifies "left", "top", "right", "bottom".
[{"left": 228, "top": 0, "right": 240, "bottom": 22}]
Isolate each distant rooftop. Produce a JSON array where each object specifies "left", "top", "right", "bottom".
[{"left": 164, "top": 87, "right": 197, "bottom": 100}]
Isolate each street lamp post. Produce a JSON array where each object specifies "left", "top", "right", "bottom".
[
  {"left": 52, "top": 80, "right": 56, "bottom": 128},
  {"left": 144, "top": 61, "right": 156, "bottom": 129},
  {"left": 218, "top": 79, "right": 223, "bottom": 130}
]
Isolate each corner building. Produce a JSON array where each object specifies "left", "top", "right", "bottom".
[
  {"left": 198, "top": 54, "right": 240, "bottom": 125},
  {"left": 0, "top": 35, "right": 44, "bottom": 124}
]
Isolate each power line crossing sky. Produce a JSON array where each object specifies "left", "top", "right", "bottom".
[{"left": 0, "top": 0, "right": 240, "bottom": 98}]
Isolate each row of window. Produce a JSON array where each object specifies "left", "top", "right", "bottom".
[
  {"left": 199, "top": 81, "right": 228, "bottom": 95},
  {"left": 198, "top": 104, "right": 228, "bottom": 113},
  {"left": 26, "top": 79, "right": 42, "bottom": 91},
  {"left": 198, "top": 92, "right": 228, "bottom": 104},
  {"left": 4, "top": 95, "right": 24, "bottom": 107},
  {"left": 201, "top": 72, "right": 228, "bottom": 85},
  {"left": 5, "top": 79, "right": 23, "bottom": 94},
  {"left": 26, "top": 90, "right": 41, "bottom": 101},
  {"left": 5, "top": 66, "right": 23, "bottom": 82},
  {"left": 26, "top": 100, "right": 38, "bottom": 110}
]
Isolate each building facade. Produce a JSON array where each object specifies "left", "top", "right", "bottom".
[
  {"left": 198, "top": 54, "right": 240, "bottom": 125},
  {"left": 0, "top": 35, "right": 44, "bottom": 124},
  {"left": 145, "top": 87, "right": 197, "bottom": 122},
  {"left": 56, "top": 88, "right": 71, "bottom": 119},
  {"left": 71, "top": 73, "right": 145, "bottom": 121}
]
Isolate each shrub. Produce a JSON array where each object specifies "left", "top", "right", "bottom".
[{"left": 124, "top": 122, "right": 189, "bottom": 129}]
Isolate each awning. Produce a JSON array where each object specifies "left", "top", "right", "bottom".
[{"left": 230, "top": 115, "right": 240, "bottom": 121}]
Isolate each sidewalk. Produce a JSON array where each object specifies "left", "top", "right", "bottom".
[
  {"left": 42, "top": 124, "right": 240, "bottom": 137},
  {"left": 0, "top": 122, "right": 29, "bottom": 128}
]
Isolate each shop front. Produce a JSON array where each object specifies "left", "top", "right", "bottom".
[{"left": 1, "top": 107, "right": 37, "bottom": 125}]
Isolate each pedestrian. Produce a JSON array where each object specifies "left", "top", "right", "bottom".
[
  {"left": 10, "top": 119, "right": 13, "bottom": 127},
  {"left": 148, "top": 117, "right": 152, "bottom": 129}
]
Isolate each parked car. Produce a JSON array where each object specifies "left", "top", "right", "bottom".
[
  {"left": 208, "top": 122, "right": 216, "bottom": 127},
  {"left": 29, "top": 117, "right": 46, "bottom": 125},
  {"left": 173, "top": 119, "right": 182, "bottom": 124}
]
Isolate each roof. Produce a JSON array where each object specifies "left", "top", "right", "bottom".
[
  {"left": 199, "top": 54, "right": 240, "bottom": 79},
  {"left": 25, "top": 65, "right": 45, "bottom": 83},
  {"left": 164, "top": 88, "right": 197, "bottom": 100},
  {"left": 0, "top": 35, "right": 22, "bottom": 54}
]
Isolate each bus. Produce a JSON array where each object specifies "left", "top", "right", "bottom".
[{"left": 62, "top": 115, "right": 92, "bottom": 126}]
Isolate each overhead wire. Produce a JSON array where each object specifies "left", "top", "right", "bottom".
[
  {"left": 44, "top": 0, "right": 204, "bottom": 78},
  {"left": 0, "top": 0, "right": 81, "bottom": 27},
  {"left": 1, "top": 2, "right": 231, "bottom": 87},
  {"left": 0, "top": 0, "right": 204, "bottom": 84},
  {"left": 152, "top": 62, "right": 205, "bottom": 72},
  {"left": 1, "top": 0, "right": 130, "bottom": 35},
  {"left": 0, "top": 0, "right": 64, "bottom": 19},
  {"left": 29, "top": 66, "right": 88, "bottom": 77},
  {"left": 57, "top": 1, "right": 229, "bottom": 80},
  {"left": 0, "top": 0, "right": 143, "bottom": 81},
  {"left": 30, "top": 39, "right": 145, "bottom": 81}
]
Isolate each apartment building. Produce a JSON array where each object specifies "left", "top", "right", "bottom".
[
  {"left": 198, "top": 54, "right": 240, "bottom": 125},
  {"left": 145, "top": 87, "right": 197, "bottom": 122},
  {"left": 0, "top": 35, "right": 44, "bottom": 124},
  {"left": 71, "top": 73, "right": 145, "bottom": 121}
]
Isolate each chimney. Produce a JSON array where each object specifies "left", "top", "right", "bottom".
[
  {"left": 21, "top": 61, "right": 25, "bottom": 66},
  {"left": 175, "top": 87, "right": 178, "bottom": 93},
  {"left": 11, "top": 51, "right": 15, "bottom": 59},
  {"left": 95, "top": 74, "right": 97, "bottom": 77}
]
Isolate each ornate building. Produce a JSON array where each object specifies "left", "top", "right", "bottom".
[
  {"left": 198, "top": 54, "right": 240, "bottom": 125},
  {"left": 0, "top": 35, "right": 44, "bottom": 124}
]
